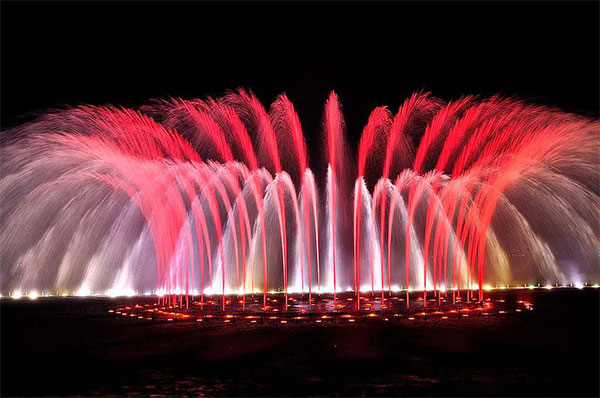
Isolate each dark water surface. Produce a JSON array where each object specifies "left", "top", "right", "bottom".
[{"left": 1, "top": 289, "right": 598, "bottom": 397}]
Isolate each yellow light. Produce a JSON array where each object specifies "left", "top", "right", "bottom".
[
  {"left": 106, "top": 288, "right": 135, "bottom": 297},
  {"left": 544, "top": 285, "right": 553, "bottom": 290},
  {"left": 28, "top": 291, "right": 39, "bottom": 300},
  {"left": 12, "top": 291, "right": 22, "bottom": 299},
  {"left": 75, "top": 286, "right": 91, "bottom": 297}
]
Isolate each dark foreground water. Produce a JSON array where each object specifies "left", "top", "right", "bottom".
[{"left": 1, "top": 289, "right": 598, "bottom": 397}]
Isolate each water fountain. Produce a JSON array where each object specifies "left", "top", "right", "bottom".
[{"left": 1, "top": 90, "right": 598, "bottom": 317}]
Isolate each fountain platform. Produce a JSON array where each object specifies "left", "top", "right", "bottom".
[{"left": 108, "top": 291, "right": 534, "bottom": 324}]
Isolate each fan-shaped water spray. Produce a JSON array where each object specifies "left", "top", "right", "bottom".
[{"left": 1, "top": 90, "right": 598, "bottom": 310}]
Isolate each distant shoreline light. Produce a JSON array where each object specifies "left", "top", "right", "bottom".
[{"left": 2, "top": 283, "right": 599, "bottom": 299}]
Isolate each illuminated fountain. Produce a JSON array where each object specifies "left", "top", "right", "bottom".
[{"left": 1, "top": 90, "right": 598, "bottom": 314}]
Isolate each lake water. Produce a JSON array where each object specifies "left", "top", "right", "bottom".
[{"left": 1, "top": 289, "right": 598, "bottom": 396}]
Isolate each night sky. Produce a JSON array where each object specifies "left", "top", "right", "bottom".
[{"left": 2, "top": 1, "right": 598, "bottom": 154}]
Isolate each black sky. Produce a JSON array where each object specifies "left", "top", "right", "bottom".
[{"left": 2, "top": 1, "right": 598, "bottom": 152}]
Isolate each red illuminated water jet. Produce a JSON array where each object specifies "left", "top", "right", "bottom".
[{"left": 2, "top": 90, "right": 598, "bottom": 313}]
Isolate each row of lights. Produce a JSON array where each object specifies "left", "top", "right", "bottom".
[
  {"left": 3, "top": 283, "right": 599, "bottom": 300},
  {"left": 110, "top": 306, "right": 532, "bottom": 324}
]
